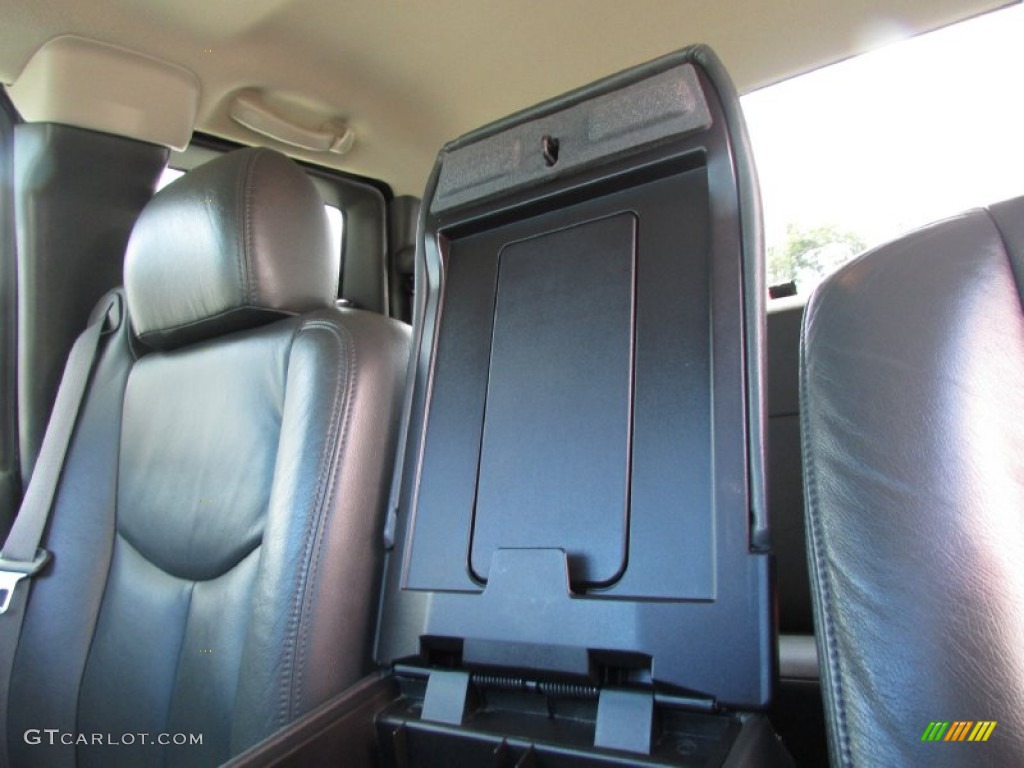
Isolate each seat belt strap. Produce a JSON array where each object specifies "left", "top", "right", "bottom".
[{"left": 0, "top": 292, "right": 120, "bottom": 767}]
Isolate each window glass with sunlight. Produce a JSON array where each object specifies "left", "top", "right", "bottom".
[{"left": 742, "top": 4, "right": 1024, "bottom": 297}]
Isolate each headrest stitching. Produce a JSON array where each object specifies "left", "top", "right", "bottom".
[
  {"left": 125, "top": 147, "right": 336, "bottom": 349},
  {"left": 240, "top": 150, "right": 260, "bottom": 306}
]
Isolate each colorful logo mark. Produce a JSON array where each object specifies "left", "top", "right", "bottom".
[{"left": 921, "top": 721, "right": 996, "bottom": 742}]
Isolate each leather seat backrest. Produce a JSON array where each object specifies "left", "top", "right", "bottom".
[
  {"left": 767, "top": 303, "right": 813, "bottom": 638},
  {"left": 800, "top": 195, "right": 1024, "bottom": 766},
  {"left": 9, "top": 148, "right": 410, "bottom": 767}
]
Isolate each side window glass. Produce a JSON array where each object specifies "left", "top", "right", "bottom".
[
  {"left": 324, "top": 204, "right": 343, "bottom": 263},
  {"left": 743, "top": 4, "right": 1024, "bottom": 297}
]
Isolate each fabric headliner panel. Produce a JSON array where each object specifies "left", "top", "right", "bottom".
[{"left": 0, "top": 0, "right": 1010, "bottom": 195}]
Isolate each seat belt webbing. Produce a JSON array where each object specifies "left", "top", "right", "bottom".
[{"left": 0, "top": 293, "right": 118, "bottom": 767}]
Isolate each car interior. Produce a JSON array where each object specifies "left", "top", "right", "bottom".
[{"left": 0, "top": 1, "right": 1020, "bottom": 767}]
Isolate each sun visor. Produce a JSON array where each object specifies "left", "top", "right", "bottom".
[{"left": 7, "top": 35, "right": 199, "bottom": 151}]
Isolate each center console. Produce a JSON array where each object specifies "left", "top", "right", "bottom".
[{"left": 228, "top": 45, "right": 787, "bottom": 768}]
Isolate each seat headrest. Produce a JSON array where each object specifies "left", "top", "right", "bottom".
[{"left": 125, "top": 147, "right": 337, "bottom": 349}]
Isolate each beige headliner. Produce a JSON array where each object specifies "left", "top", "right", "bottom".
[{"left": 0, "top": 0, "right": 1011, "bottom": 195}]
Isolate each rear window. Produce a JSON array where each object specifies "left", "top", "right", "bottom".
[{"left": 742, "top": 4, "right": 1024, "bottom": 296}]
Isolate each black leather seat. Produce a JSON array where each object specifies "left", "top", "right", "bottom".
[
  {"left": 767, "top": 304, "right": 814, "bottom": 641},
  {"left": 7, "top": 148, "right": 410, "bottom": 767},
  {"left": 766, "top": 302, "right": 829, "bottom": 767},
  {"left": 801, "top": 195, "right": 1024, "bottom": 766}
]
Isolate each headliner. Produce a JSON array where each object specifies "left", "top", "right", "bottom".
[{"left": 0, "top": 0, "right": 1011, "bottom": 194}]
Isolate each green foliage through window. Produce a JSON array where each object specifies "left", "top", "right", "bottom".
[{"left": 766, "top": 223, "right": 866, "bottom": 289}]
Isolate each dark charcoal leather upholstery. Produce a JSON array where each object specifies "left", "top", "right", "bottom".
[
  {"left": 767, "top": 305, "right": 830, "bottom": 768},
  {"left": 801, "top": 196, "right": 1024, "bottom": 767},
  {"left": 767, "top": 304, "right": 813, "bottom": 639},
  {"left": 125, "top": 148, "right": 340, "bottom": 350},
  {"left": 8, "top": 148, "right": 410, "bottom": 767}
]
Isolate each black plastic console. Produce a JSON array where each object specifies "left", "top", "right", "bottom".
[
  {"left": 228, "top": 45, "right": 785, "bottom": 768},
  {"left": 377, "top": 44, "right": 772, "bottom": 707}
]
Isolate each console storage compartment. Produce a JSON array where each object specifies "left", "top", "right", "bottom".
[{"left": 228, "top": 45, "right": 786, "bottom": 768}]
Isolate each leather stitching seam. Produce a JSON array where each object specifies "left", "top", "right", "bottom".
[
  {"left": 986, "top": 205, "right": 1024, "bottom": 313},
  {"left": 276, "top": 318, "right": 350, "bottom": 726},
  {"left": 293, "top": 320, "right": 356, "bottom": 716},
  {"left": 800, "top": 295, "right": 854, "bottom": 768},
  {"left": 239, "top": 152, "right": 259, "bottom": 306}
]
